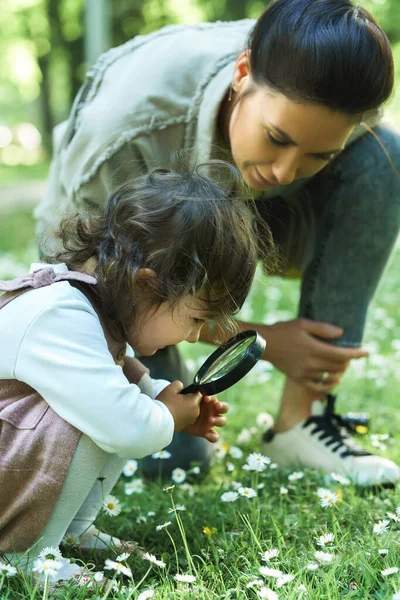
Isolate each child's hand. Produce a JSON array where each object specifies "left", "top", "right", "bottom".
[
  {"left": 156, "top": 380, "right": 202, "bottom": 433},
  {"left": 183, "top": 395, "right": 229, "bottom": 443}
]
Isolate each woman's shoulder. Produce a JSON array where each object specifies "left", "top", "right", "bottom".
[{"left": 73, "top": 19, "right": 256, "bottom": 124}]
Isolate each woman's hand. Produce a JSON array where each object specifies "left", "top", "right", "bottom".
[
  {"left": 261, "top": 318, "right": 369, "bottom": 394},
  {"left": 183, "top": 395, "right": 229, "bottom": 442}
]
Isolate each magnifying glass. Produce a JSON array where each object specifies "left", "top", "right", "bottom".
[{"left": 181, "top": 330, "right": 266, "bottom": 396}]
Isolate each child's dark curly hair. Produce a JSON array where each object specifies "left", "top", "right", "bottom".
[{"left": 45, "top": 158, "right": 277, "bottom": 340}]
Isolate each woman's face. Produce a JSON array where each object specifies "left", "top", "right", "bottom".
[{"left": 227, "top": 53, "right": 357, "bottom": 191}]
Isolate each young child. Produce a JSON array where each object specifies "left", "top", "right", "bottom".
[{"left": 0, "top": 161, "right": 267, "bottom": 561}]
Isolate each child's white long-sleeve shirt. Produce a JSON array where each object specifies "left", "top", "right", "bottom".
[{"left": 0, "top": 263, "right": 174, "bottom": 458}]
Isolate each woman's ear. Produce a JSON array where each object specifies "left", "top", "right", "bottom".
[{"left": 232, "top": 50, "right": 252, "bottom": 94}]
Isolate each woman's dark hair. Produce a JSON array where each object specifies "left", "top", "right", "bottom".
[
  {"left": 248, "top": 0, "right": 394, "bottom": 116},
  {"left": 46, "top": 159, "right": 276, "bottom": 340}
]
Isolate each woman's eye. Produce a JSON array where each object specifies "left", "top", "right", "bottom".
[
  {"left": 265, "top": 131, "right": 289, "bottom": 147},
  {"left": 313, "top": 153, "right": 335, "bottom": 162}
]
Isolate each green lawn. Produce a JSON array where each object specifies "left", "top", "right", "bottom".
[{"left": 1, "top": 204, "right": 400, "bottom": 599}]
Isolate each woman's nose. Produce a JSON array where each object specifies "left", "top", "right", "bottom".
[{"left": 271, "top": 152, "right": 299, "bottom": 186}]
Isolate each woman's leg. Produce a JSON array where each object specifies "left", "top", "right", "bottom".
[{"left": 279, "top": 125, "right": 400, "bottom": 421}]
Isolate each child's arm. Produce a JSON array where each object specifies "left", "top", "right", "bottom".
[{"left": 12, "top": 289, "right": 175, "bottom": 458}]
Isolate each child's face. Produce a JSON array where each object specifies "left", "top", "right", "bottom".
[{"left": 128, "top": 294, "right": 210, "bottom": 356}]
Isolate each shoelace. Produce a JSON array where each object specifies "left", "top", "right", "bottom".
[{"left": 303, "top": 395, "right": 370, "bottom": 458}]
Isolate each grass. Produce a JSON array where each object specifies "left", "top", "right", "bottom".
[{"left": 1, "top": 206, "right": 400, "bottom": 599}]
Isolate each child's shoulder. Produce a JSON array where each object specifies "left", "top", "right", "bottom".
[
  {"left": 0, "top": 270, "right": 98, "bottom": 335},
  {"left": 0, "top": 272, "right": 100, "bottom": 378}
]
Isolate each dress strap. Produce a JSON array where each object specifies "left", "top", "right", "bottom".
[{"left": 0, "top": 267, "right": 97, "bottom": 310}]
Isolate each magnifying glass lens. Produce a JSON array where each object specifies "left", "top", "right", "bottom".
[
  {"left": 199, "top": 337, "right": 254, "bottom": 384},
  {"left": 180, "top": 330, "right": 266, "bottom": 396}
]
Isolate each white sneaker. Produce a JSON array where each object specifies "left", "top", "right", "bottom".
[{"left": 261, "top": 396, "right": 400, "bottom": 486}]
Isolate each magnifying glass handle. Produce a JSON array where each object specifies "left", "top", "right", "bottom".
[{"left": 180, "top": 383, "right": 198, "bottom": 395}]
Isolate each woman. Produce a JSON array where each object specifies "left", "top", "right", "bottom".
[{"left": 36, "top": 0, "right": 400, "bottom": 485}]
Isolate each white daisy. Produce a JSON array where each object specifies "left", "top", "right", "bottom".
[
  {"left": 288, "top": 471, "right": 304, "bottom": 481},
  {"left": 382, "top": 567, "right": 399, "bottom": 577},
  {"left": 237, "top": 428, "right": 252, "bottom": 444},
  {"left": 258, "top": 586, "right": 279, "bottom": 599},
  {"left": 306, "top": 563, "right": 319, "bottom": 571},
  {"left": 123, "top": 459, "right": 138, "bottom": 477},
  {"left": 190, "top": 466, "right": 201, "bottom": 475},
  {"left": 373, "top": 520, "right": 390, "bottom": 535},
  {"left": 246, "top": 579, "right": 264, "bottom": 588},
  {"left": 221, "top": 491, "right": 239, "bottom": 502},
  {"left": 229, "top": 446, "right": 244, "bottom": 459},
  {"left": 259, "top": 566, "right": 283, "bottom": 577},
  {"left": 142, "top": 553, "right": 166, "bottom": 568},
  {"left": 152, "top": 450, "right": 172, "bottom": 459},
  {"left": 116, "top": 553, "right": 130, "bottom": 562},
  {"left": 297, "top": 584, "right": 308, "bottom": 593},
  {"left": 171, "top": 468, "right": 186, "bottom": 483},
  {"left": 0, "top": 562, "right": 17, "bottom": 577},
  {"left": 329, "top": 472, "right": 351, "bottom": 485},
  {"left": 232, "top": 481, "right": 242, "bottom": 490},
  {"left": 256, "top": 412, "right": 274, "bottom": 429},
  {"left": 379, "top": 549, "right": 389, "bottom": 555},
  {"left": 32, "top": 558, "right": 64, "bottom": 579},
  {"left": 238, "top": 486, "right": 257, "bottom": 499},
  {"left": 280, "top": 486, "right": 289, "bottom": 495},
  {"left": 276, "top": 574, "right": 295, "bottom": 588},
  {"left": 243, "top": 453, "right": 271, "bottom": 472},
  {"left": 94, "top": 571, "right": 104, "bottom": 582},
  {"left": 125, "top": 478, "right": 144, "bottom": 495},
  {"left": 386, "top": 511, "right": 400, "bottom": 522},
  {"left": 261, "top": 549, "right": 279, "bottom": 562},
  {"left": 316, "top": 488, "right": 340, "bottom": 508},
  {"left": 227, "top": 462, "right": 235, "bottom": 472},
  {"left": 168, "top": 504, "right": 186, "bottom": 513},
  {"left": 104, "top": 559, "right": 132, "bottom": 577},
  {"left": 138, "top": 591, "right": 155, "bottom": 600},
  {"left": 163, "top": 485, "right": 175, "bottom": 492},
  {"left": 103, "top": 494, "right": 122, "bottom": 516},
  {"left": 147, "top": 511, "right": 156, "bottom": 517},
  {"left": 392, "top": 592, "right": 400, "bottom": 600},
  {"left": 179, "top": 483, "right": 195, "bottom": 496},
  {"left": 174, "top": 573, "right": 196, "bottom": 583},
  {"left": 156, "top": 521, "right": 172, "bottom": 531},
  {"left": 395, "top": 505, "right": 400, "bottom": 517},
  {"left": 62, "top": 533, "right": 78, "bottom": 546},
  {"left": 270, "top": 463, "right": 278, "bottom": 469},
  {"left": 38, "top": 546, "right": 63, "bottom": 563},
  {"left": 314, "top": 551, "right": 335, "bottom": 565},
  {"left": 316, "top": 533, "right": 335, "bottom": 547}
]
